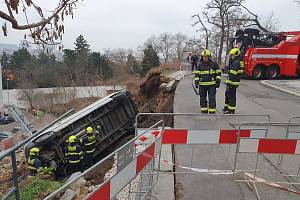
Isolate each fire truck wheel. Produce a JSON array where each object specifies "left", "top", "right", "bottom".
[
  {"left": 266, "top": 65, "right": 280, "bottom": 79},
  {"left": 252, "top": 65, "right": 265, "bottom": 80}
]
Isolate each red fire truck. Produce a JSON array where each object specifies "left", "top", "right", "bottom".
[{"left": 231, "top": 29, "right": 300, "bottom": 79}]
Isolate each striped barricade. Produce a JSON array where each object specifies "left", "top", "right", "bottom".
[
  {"left": 87, "top": 128, "right": 163, "bottom": 200},
  {"left": 136, "top": 128, "right": 267, "bottom": 145},
  {"left": 238, "top": 138, "right": 300, "bottom": 154}
]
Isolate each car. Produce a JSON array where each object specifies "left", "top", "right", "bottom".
[
  {"left": 0, "top": 116, "right": 15, "bottom": 125},
  {"left": 0, "top": 131, "right": 11, "bottom": 141},
  {"left": 24, "top": 90, "right": 138, "bottom": 176}
]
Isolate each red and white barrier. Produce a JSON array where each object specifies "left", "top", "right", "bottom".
[
  {"left": 239, "top": 138, "right": 300, "bottom": 154},
  {"left": 137, "top": 129, "right": 266, "bottom": 145},
  {"left": 88, "top": 132, "right": 162, "bottom": 200},
  {"left": 135, "top": 130, "right": 161, "bottom": 146}
]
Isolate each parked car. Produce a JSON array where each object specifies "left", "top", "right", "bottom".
[{"left": 0, "top": 116, "right": 15, "bottom": 125}]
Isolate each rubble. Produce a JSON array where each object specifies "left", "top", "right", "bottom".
[
  {"left": 67, "top": 172, "right": 87, "bottom": 196},
  {"left": 59, "top": 189, "right": 77, "bottom": 200}
]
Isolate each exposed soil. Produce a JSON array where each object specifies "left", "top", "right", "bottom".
[{"left": 132, "top": 70, "right": 175, "bottom": 128}]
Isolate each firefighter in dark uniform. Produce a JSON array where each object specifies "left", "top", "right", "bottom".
[
  {"left": 194, "top": 49, "right": 221, "bottom": 114},
  {"left": 82, "top": 126, "right": 97, "bottom": 169},
  {"left": 27, "top": 147, "right": 43, "bottom": 175},
  {"left": 191, "top": 53, "right": 199, "bottom": 71},
  {"left": 223, "top": 48, "right": 244, "bottom": 114},
  {"left": 64, "top": 135, "right": 83, "bottom": 175}
]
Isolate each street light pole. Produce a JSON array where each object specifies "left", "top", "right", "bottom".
[
  {"left": 0, "top": 64, "right": 3, "bottom": 116},
  {"left": 7, "top": 78, "right": 9, "bottom": 105}
]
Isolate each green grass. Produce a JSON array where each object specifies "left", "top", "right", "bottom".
[{"left": 12, "top": 176, "right": 64, "bottom": 200}]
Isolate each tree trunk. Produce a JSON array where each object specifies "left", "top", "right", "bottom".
[{"left": 218, "top": 28, "right": 225, "bottom": 64}]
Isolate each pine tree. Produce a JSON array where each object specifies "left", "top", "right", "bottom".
[
  {"left": 126, "top": 54, "right": 139, "bottom": 74},
  {"left": 74, "top": 35, "right": 90, "bottom": 54},
  {"left": 141, "top": 45, "right": 160, "bottom": 76},
  {"left": 1, "top": 52, "right": 10, "bottom": 67}
]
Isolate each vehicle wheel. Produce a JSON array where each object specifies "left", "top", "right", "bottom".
[
  {"left": 35, "top": 131, "right": 56, "bottom": 146},
  {"left": 266, "top": 65, "right": 280, "bottom": 79},
  {"left": 252, "top": 65, "right": 265, "bottom": 80}
]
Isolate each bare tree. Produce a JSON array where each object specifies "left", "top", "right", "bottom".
[
  {"left": 193, "top": 0, "right": 280, "bottom": 64},
  {"left": 17, "top": 81, "right": 37, "bottom": 110},
  {"left": 192, "top": 14, "right": 211, "bottom": 49},
  {"left": 0, "top": 0, "right": 80, "bottom": 45},
  {"left": 202, "top": 0, "right": 245, "bottom": 64},
  {"left": 185, "top": 37, "right": 203, "bottom": 53},
  {"left": 157, "top": 33, "right": 174, "bottom": 64},
  {"left": 236, "top": 4, "right": 279, "bottom": 33},
  {"left": 172, "top": 33, "right": 188, "bottom": 61},
  {"left": 145, "top": 36, "right": 160, "bottom": 53}
]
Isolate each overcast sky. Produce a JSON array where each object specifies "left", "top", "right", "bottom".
[{"left": 0, "top": 0, "right": 299, "bottom": 51}]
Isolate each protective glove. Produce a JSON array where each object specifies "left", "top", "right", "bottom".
[
  {"left": 194, "top": 80, "right": 199, "bottom": 88},
  {"left": 215, "top": 80, "right": 220, "bottom": 88}
]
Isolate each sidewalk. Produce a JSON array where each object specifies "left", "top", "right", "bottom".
[{"left": 260, "top": 80, "right": 300, "bottom": 96}]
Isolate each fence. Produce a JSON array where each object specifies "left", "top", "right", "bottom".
[
  {"left": 0, "top": 109, "right": 74, "bottom": 200},
  {"left": 133, "top": 113, "right": 300, "bottom": 200},
  {"left": 43, "top": 120, "right": 164, "bottom": 200},
  {"left": 233, "top": 122, "right": 300, "bottom": 199}
]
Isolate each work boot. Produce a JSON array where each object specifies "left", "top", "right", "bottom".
[
  {"left": 222, "top": 107, "right": 228, "bottom": 112},
  {"left": 228, "top": 110, "right": 235, "bottom": 114},
  {"left": 201, "top": 111, "right": 208, "bottom": 114}
]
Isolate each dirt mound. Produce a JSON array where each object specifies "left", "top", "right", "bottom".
[
  {"left": 130, "top": 69, "right": 175, "bottom": 128},
  {"left": 139, "top": 71, "right": 162, "bottom": 98}
]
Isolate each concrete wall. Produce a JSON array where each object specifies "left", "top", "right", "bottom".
[{"left": 2, "top": 85, "right": 125, "bottom": 109}]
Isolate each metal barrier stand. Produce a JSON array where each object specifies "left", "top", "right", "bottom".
[
  {"left": 45, "top": 120, "right": 164, "bottom": 200},
  {"left": 234, "top": 122, "right": 300, "bottom": 200}
]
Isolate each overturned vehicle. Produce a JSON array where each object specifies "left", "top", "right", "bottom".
[{"left": 25, "top": 90, "right": 138, "bottom": 176}]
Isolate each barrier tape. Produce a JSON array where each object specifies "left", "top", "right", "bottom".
[
  {"left": 162, "top": 159, "right": 233, "bottom": 175},
  {"left": 161, "top": 160, "right": 300, "bottom": 195},
  {"left": 244, "top": 173, "right": 300, "bottom": 195}
]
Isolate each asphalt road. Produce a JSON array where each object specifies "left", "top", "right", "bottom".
[{"left": 174, "top": 74, "right": 300, "bottom": 200}]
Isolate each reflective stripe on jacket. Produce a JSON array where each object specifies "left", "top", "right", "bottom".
[
  {"left": 226, "top": 59, "right": 242, "bottom": 87},
  {"left": 83, "top": 134, "right": 96, "bottom": 154},
  {"left": 27, "top": 156, "right": 42, "bottom": 171},
  {"left": 65, "top": 144, "right": 83, "bottom": 164},
  {"left": 195, "top": 60, "right": 221, "bottom": 86}
]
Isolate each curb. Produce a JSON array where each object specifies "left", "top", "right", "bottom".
[{"left": 260, "top": 80, "right": 300, "bottom": 97}]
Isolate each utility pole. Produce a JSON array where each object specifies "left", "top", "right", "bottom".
[{"left": 0, "top": 64, "right": 4, "bottom": 116}]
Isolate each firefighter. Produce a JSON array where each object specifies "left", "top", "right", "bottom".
[
  {"left": 82, "top": 126, "right": 97, "bottom": 169},
  {"left": 64, "top": 135, "right": 83, "bottom": 175},
  {"left": 27, "top": 147, "right": 43, "bottom": 176},
  {"left": 191, "top": 52, "right": 199, "bottom": 71},
  {"left": 194, "top": 49, "right": 221, "bottom": 114},
  {"left": 223, "top": 48, "right": 243, "bottom": 114}
]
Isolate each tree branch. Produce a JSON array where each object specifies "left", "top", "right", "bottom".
[
  {"left": 1, "top": 0, "right": 77, "bottom": 30},
  {"left": 238, "top": 3, "right": 272, "bottom": 33}
]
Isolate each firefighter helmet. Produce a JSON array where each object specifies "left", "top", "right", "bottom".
[
  {"left": 201, "top": 49, "right": 212, "bottom": 57},
  {"left": 229, "top": 48, "right": 241, "bottom": 57},
  {"left": 29, "top": 147, "right": 40, "bottom": 155},
  {"left": 86, "top": 126, "right": 93, "bottom": 134},
  {"left": 68, "top": 135, "right": 77, "bottom": 143}
]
